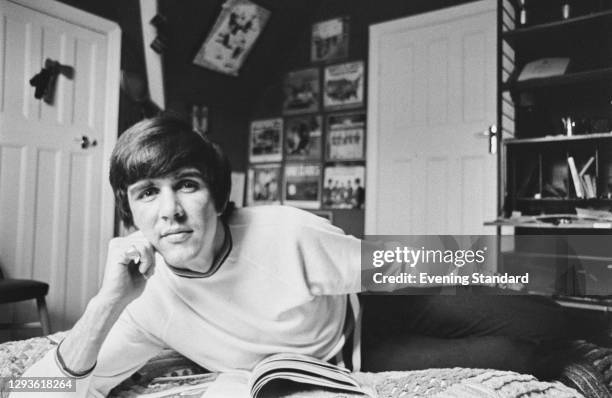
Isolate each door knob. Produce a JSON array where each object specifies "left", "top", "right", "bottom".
[
  {"left": 74, "top": 135, "right": 97, "bottom": 149},
  {"left": 488, "top": 124, "right": 497, "bottom": 155}
]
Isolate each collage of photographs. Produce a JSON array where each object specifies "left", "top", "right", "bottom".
[{"left": 247, "top": 17, "right": 366, "bottom": 217}]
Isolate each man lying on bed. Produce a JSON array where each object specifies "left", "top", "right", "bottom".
[{"left": 15, "top": 115, "right": 610, "bottom": 397}]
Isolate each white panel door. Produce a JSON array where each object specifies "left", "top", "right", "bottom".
[
  {"left": 367, "top": 0, "right": 497, "bottom": 235},
  {"left": 0, "top": 0, "right": 120, "bottom": 336}
]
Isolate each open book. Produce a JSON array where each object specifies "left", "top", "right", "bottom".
[{"left": 133, "top": 353, "right": 373, "bottom": 398}]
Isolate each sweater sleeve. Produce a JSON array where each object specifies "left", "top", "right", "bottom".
[
  {"left": 296, "top": 221, "right": 362, "bottom": 295},
  {"left": 9, "top": 348, "right": 96, "bottom": 398},
  {"left": 12, "top": 309, "right": 165, "bottom": 398}
]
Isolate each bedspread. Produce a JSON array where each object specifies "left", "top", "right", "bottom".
[{"left": 0, "top": 333, "right": 584, "bottom": 397}]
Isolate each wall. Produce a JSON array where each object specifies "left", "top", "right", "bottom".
[
  {"left": 56, "top": 0, "right": 319, "bottom": 172},
  {"left": 55, "top": 0, "right": 477, "bottom": 237},
  {"left": 249, "top": 0, "right": 476, "bottom": 237}
]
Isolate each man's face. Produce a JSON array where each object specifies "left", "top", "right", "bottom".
[{"left": 127, "top": 167, "right": 220, "bottom": 272}]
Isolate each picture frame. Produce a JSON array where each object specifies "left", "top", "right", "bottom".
[
  {"left": 323, "top": 61, "right": 364, "bottom": 110},
  {"left": 282, "top": 68, "right": 320, "bottom": 115},
  {"left": 283, "top": 162, "right": 322, "bottom": 209},
  {"left": 322, "top": 164, "right": 365, "bottom": 209},
  {"left": 249, "top": 118, "right": 283, "bottom": 163},
  {"left": 284, "top": 115, "right": 323, "bottom": 161},
  {"left": 247, "top": 164, "right": 282, "bottom": 205},
  {"left": 192, "top": 0, "right": 270, "bottom": 76},
  {"left": 310, "top": 210, "right": 333, "bottom": 223},
  {"left": 326, "top": 112, "right": 365, "bottom": 161},
  {"left": 191, "top": 104, "right": 208, "bottom": 137},
  {"left": 311, "top": 17, "right": 349, "bottom": 63}
]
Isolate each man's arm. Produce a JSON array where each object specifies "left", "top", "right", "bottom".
[
  {"left": 13, "top": 231, "right": 158, "bottom": 397},
  {"left": 59, "top": 231, "right": 156, "bottom": 374},
  {"left": 16, "top": 307, "right": 165, "bottom": 398}
]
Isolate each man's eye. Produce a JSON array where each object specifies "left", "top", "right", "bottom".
[
  {"left": 179, "top": 180, "right": 199, "bottom": 192},
  {"left": 138, "top": 188, "right": 158, "bottom": 200}
]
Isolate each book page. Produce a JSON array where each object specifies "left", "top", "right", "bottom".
[{"left": 201, "top": 372, "right": 250, "bottom": 398}]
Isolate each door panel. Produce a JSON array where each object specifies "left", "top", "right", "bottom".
[
  {"left": 368, "top": 0, "right": 497, "bottom": 235},
  {"left": 0, "top": 0, "right": 118, "bottom": 338}
]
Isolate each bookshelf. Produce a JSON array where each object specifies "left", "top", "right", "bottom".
[
  {"left": 498, "top": 0, "right": 612, "bottom": 222},
  {"left": 495, "top": 0, "right": 612, "bottom": 301}
]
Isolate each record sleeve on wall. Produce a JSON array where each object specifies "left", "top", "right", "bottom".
[
  {"left": 322, "top": 165, "right": 365, "bottom": 209},
  {"left": 326, "top": 112, "right": 365, "bottom": 161},
  {"left": 283, "top": 68, "right": 320, "bottom": 115},
  {"left": 323, "top": 61, "right": 364, "bottom": 110},
  {"left": 284, "top": 163, "right": 321, "bottom": 209},
  {"left": 249, "top": 118, "right": 283, "bottom": 163},
  {"left": 285, "top": 115, "right": 322, "bottom": 161},
  {"left": 311, "top": 17, "right": 349, "bottom": 63},
  {"left": 192, "top": 0, "right": 270, "bottom": 76},
  {"left": 247, "top": 164, "right": 282, "bottom": 205}
]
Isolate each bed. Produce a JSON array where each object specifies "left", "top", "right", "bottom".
[{"left": 1, "top": 332, "right": 606, "bottom": 397}]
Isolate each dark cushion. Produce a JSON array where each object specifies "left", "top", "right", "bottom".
[{"left": 0, "top": 279, "right": 49, "bottom": 303}]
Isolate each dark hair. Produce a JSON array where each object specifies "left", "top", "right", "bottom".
[{"left": 109, "top": 115, "right": 232, "bottom": 227}]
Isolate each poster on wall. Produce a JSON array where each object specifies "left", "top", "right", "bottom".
[
  {"left": 311, "top": 17, "right": 349, "bottom": 63},
  {"left": 249, "top": 118, "right": 283, "bottom": 163},
  {"left": 285, "top": 115, "right": 322, "bottom": 161},
  {"left": 323, "top": 61, "right": 364, "bottom": 110},
  {"left": 247, "top": 164, "right": 281, "bottom": 205},
  {"left": 230, "top": 172, "right": 245, "bottom": 207},
  {"left": 323, "top": 165, "right": 365, "bottom": 209},
  {"left": 192, "top": 0, "right": 270, "bottom": 76},
  {"left": 282, "top": 68, "right": 320, "bottom": 115},
  {"left": 326, "top": 112, "right": 365, "bottom": 161},
  {"left": 284, "top": 163, "right": 321, "bottom": 209}
]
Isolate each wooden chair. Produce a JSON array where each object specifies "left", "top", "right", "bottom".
[{"left": 0, "top": 267, "right": 51, "bottom": 335}]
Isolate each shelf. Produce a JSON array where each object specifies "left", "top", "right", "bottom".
[
  {"left": 515, "top": 198, "right": 612, "bottom": 202},
  {"left": 554, "top": 295, "right": 612, "bottom": 311},
  {"left": 485, "top": 217, "right": 612, "bottom": 229},
  {"left": 503, "top": 9, "right": 612, "bottom": 42},
  {"left": 502, "top": 251, "right": 612, "bottom": 263},
  {"left": 502, "top": 67, "right": 612, "bottom": 91},
  {"left": 505, "top": 132, "right": 612, "bottom": 145}
]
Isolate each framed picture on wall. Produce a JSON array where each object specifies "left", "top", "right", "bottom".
[
  {"left": 283, "top": 162, "right": 321, "bottom": 209},
  {"left": 326, "top": 112, "right": 365, "bottom": 161},
  {"left": 192, "top": 0, "right": 270, "bottom": 76},
  {"left": 311, "top": 17, "right": 349, "bottom": 63},
  {"left": 282, "top": 68, "right": 320, "bottom": 115},
  {"left": 249, "top": 118, "right": 283, "bottom": 163},
  {"left": 322, "top": 164, "right": 365, "bottom": 209},
  {"left": 285, "top": 115, "right": 322, "bottom": 161},
  {"left": 310, "top": 210, "right": 333, "bottom": 222},
  {"left": 323, "top": 61, "right": 364, "bottom": 110},
  {"left": 247, "top": 164, "right": 282, "bottom": 205}
]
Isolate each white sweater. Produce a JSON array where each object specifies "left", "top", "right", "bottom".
[{"left": 17, "top": 206, "right": 362, "bottom": 397}]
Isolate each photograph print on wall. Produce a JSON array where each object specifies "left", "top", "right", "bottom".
[
  {"left": 283, "top": 68, "right": 320, "bottom": 115},
  {"left": 323, "top": 164, "right": 365, "bottom": 209},
  {"left": 326, "top": 112, "right": 365, "bottom": 161},
  {"left": 323, "top": 61, "right": 364, "bottom": 110},
  {"left": 193, "top": 0, "right": 270, "bottom": 76},
  {"left": 248, "top": 164, "right": 282, "bottom": 205},
  {"left": 249, "top": 118, "right": 283, "bottom": 163},
  {"left": 284, "top": 163, "right": 321, "bottom": 209},
  {"left": 285, "top": 115, "right": 322, "bottom": 161},
  {"left": 311, "top": 17, "right": 349, "bottom": 63}
]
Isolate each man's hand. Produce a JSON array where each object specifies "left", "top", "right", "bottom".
[
  {"left": 98, "top": 230, "right": 156, "bottom": 307},
  {"left": 57, "top": 231, "right": 156, "bottom": 375}
]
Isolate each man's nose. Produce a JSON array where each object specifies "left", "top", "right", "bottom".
[{"left": 158, "top": 189, "right": 185, "bottom": 220}]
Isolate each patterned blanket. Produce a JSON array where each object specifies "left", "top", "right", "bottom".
[{"left": 0, "top": 332, "right": 588, "bottom": 397}]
